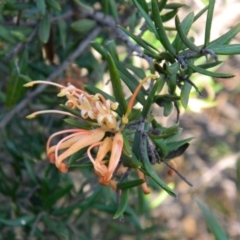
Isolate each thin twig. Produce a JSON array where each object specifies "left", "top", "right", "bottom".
[
  {"left": 80, "top": 9, "right": 153, "bottom": 66},
  {"left": 0, "top": 27, "right": 101, "bottom": 131}
]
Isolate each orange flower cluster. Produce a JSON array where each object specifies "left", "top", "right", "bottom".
[
  {"left": 25, "top": 81, "right": 123, "bottom": 187},
  {"left": 25, "top": 74, "right": 157, "bottom": 192}
]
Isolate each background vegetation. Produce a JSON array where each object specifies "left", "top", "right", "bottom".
[{"left": 0, "top": 0, "right": 240, "bottom": 239}]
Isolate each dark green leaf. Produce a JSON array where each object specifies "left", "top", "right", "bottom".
[
  {"left": 114, "top": 60, "right": 146, "bottom": 105},
  {"left": 172, "top": 12, "right": 194, "bottom": 52},
  {"left": 137, "top": 0, "right": 149, "bottom": 13},
  {"left": 36, "top": 0, "right": 46, "bottom": 13},
  {"left": 180, "top": 81, "right": 192, "bottom": 108},
  {"left": 158, "top": 0, "right": 167, "bottom": 11},
  {"left": 142, "top": 78, "right": 164, "bottom": 118},
  {"left": 119, "top": 26, "right": 160, "bottom": 53},
  {"left": 64, "top": 118, "right": 92, "bottom": 130},
  {"left": 38, "top": 12, "right": 51, "bottom": 43},
  {"left": 139, "top": 137, "right": 176, "bottom": 196},
  {"left": 0, "top": 25, "right": 15, "bottom": 44},
  {"left": 209, "top": 44, "right": 240, "bottom": 55},
  {"left": 114, "top": 189, "right": 129, "bottom": 218},
  {"left": 161, "top": 10, "right": 178, "bottom": 22},
  {"left": 236, "top": 157, "right": 240, "bottom": 192},
  {"left": 106, "top": 53, "right": 127, "bottom": 115},
  {"left": 0, "top": 215, "right": 35, "bottom": 226},
  {"left": 109, "top": 0, "right": 119, "bottom": 21},
  {"left": 23, "top": 158, "right": 38, "bottom": 184},
  {"left": 187, "top": 61, "right": 234, "bottom": 78},
  {"left": 117, "top": 180, "right": 145, "bottom": 190},
  {"left": 151, "top": 0, "right": 176, "bottom": 55},
  {"left": 204, "top": 0, "right": 215, "bottom": 46},
  {"left": 151, "top": 138, "right": 169, "bottom": 158},
  {"left": 165, "top": 3, "right": 189, "bottom": 9},
  {"left": 58, "top": 19, "right": 67, "bottom": 49},
  {"left": 45, "top": 0, "right": 61, "bottom": 11},
  {"left": 208, "top": 23, "right": 240, "bottom": 47},
  {"left": 197, "top": 199, "right": 228, "bottom": 240},
  {"left": 71, "top": 19, "right": 96, "bottom": 33},
  {"left": 133, "top": 0, "right": 158, "bottom": 36},
  {"left": 175, "top": 15, "right": 199, "bottom": 53},
  {"left": 194, "top": 5, "right": 208, "bottom": 22}
]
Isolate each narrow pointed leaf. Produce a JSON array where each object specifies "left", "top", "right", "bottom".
[
  {"left": 64, "top": 118, "right": 92, "bottom": 130},
  {"left": 165, "top": 3, "right": 189, "bottom": 9},
  {"left": 208, "top": 23, "right": 240, "bottom": 47},
  {"left": 175, "top": 15, "right": 199, "bottom": 53},
  {"left": 197, "top": 199, "right": 228, "bottom": 240},
  {"left": 161, "top": 9, "right": 178, "bottom": 22},
  {"left": 0, "top": 215, "right": 35, "bottom": 226},
  {"left": 45, "top": 0, "right": 61, "bottom": 11},
  {"left": 180, "top": 81, "right": 192, "bottom": 108},
  {"left": 36, "top": 0, "right": 46, "bottom": 13},
  {"left": 117, "top": 180, "right": 145, "bottom": 190},
  {"left": 141, "top": 139, "right": 176, "bottom": 196},
  {"left": 151, "top": 0, "right": 176, "bottom": 55},
  {"left": 109, "top": 0, "right": 119, "bottom": 21},
  {"left": 204, "top": 0, "right": 215, "bottom": 46},
  {"left": 38, "top": 12, "right": 51, "bottom": 43},
  {"left": 209, "top": 44, "right": 240, "bottom": 55},
  {"left": 194, "top": 5, "right": 208, "bottom": 22},
  {"left": 172, "top": 12, "right": 194, "bottom": 52},
  {"left": 71, "top": 19, "right": 96, "bottom": 33},
  {"left": 113, "top": 189, "right": 129, "bottom": 219},
  {"left": 236, "top": 157, "right": 240, "bottom": 192},
  {"left": 133, "top": 0, "right": 158, "bottom": 36},
  {"left": 114, "top": 60, "right": 146, "bottom": 105},
  {"left": 106, "top": 53, "right": 127, "bottom": 115},
  {"left": 158, "top": 0, "right": 167, "bottom": 11},
  {"left": 137, "top": 0, "right": 149, "bottom": 13},
  {"left": 188, "top": 62, "right": 234, "bottom": 78},
  {"left": 142, "top": 78, "right": 164, "bottom": 118},
  {"left": 119, "top": 26, "right": 160, "bottom": 53}
]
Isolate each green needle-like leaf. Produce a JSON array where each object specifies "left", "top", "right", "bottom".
[
  {"left": 208, "top": 23, "right": 240, "bottom": 47},
  {"left": 113, "top": 189, "right": 129, "bottom": 219},
  {"left": 142, "top": 78, "right": 164, "bottom": 118},
  {"left": 151, "top": 0, "right": 176, "bottom": 55},
  {"left": 209, "top": 44, "right": 240, "bottom": 55},
  {"left": 38, "top": 12, "right": 51, "bottom": 43},
  {"left": 175, "top": 15, "right": 199, "bottom": 53},
  {"left": 197, "top": 199, "right": 228, "bottom": 240},
  {"left": 204, "top": 0, "right": 215, "bottom": 46},
  {"left": 172, "top": 12, "right": 194, "bottom": 52},
  {"left": 119, "top": 26, "right": 160, "bottom": 53},
  {"left": 133, "top": 0, "right": 158, "bottom": 36},
  {"left": 180, "top": 81, "right": 192, "bottom": 108},
  {"left": 106, "top": 53, "right": 127, "bottom": 115},
  {"left": 117, "top": 180, "right": 145, "bottom": 190},
  {"left": 187, "top": 61, "right": 234, "bottom": 78}
]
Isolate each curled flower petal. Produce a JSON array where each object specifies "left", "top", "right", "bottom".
[{"left": 56, "top": 128, "right": 105, "bottom": 168}]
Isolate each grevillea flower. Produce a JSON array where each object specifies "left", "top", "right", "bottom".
[
  {"left": 24, "top": 81, "right": 123, "bottom": 188},
  {"left": 25, "top": 75, "right": 158, "bottom": 194}
]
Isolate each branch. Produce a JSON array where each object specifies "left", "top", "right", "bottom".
[
  {"left": 80, "top": 9, "right": 153, "bottom": 66},
  {"left": 0, "top": 27, "right": 101, "bottom": 131}
]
